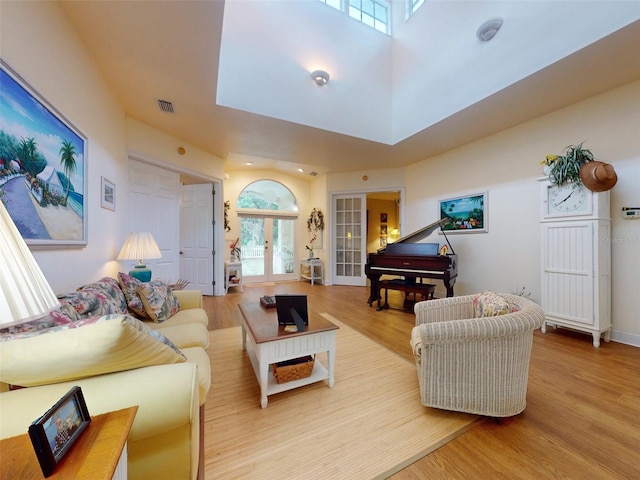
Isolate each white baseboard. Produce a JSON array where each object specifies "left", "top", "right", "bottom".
[{"left": 610, "top": 329, "right": 640, "bottom": 348}]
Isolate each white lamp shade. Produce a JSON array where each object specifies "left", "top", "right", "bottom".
[
  {"left": 117, "top": 232, "right": 162, "bottom": 262},
  {"left": 0, "top": 202, "right": 59, "bottom": 327}
]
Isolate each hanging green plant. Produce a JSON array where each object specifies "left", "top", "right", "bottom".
[
  {"left": 306, "top": 208, "right": 324, "bottom": 231},
  {"left": 223, "top": 200, "right": 231, "bottom": 232},
  {"left": 547, "top": 142, "right": 595, "bottom": 186}
]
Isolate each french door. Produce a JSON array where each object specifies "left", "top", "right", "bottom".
[
  {"left": 332, "top": 194, "right": 367, "bottom": 286},
  {"left": 239, "top": 215, "right": 297, "bottom": 283}
]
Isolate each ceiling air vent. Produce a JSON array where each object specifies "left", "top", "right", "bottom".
[
  {"left": 157, "top": 99, "right": 175, "bottom": 113},
  {"left": 309, "top": 171, "right": 318, "bottom": 177}
]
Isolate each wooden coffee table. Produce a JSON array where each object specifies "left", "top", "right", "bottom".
[{"left": 238, "top": 302, "right": 338, "bottom": 408}]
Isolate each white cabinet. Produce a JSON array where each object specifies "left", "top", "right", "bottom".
[
  {"left": 225, "top": 260, "right": 243, "bottom": 294},
  {"left": 300, "top": 258, "right": 323, "bottom": 285},
  {"left": 539, "top": 177, "right": 611, "bottom": 347}
]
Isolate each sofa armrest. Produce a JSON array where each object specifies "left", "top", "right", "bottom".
[
  {"left": 414, "top": 294, "right": 476, "bottom": 325},
  {"left": 174, "top": 289, "right": 203, "bottom": 310},
  {"left": 418, "top": 312, "right": 543, "bottom": 345},
  {"left": 1, "top": 363, "right": 200, "bottom": 479},
  {"left": 0, "top": 362, "right": 197, "bottom": 440}
]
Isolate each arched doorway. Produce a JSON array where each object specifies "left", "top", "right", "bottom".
[{"left": 237, "top": 180, "right": 298, "bottom": 283}]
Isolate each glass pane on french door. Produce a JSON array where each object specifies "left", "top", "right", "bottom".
[
  {"left": 240, "top": 215, "right": 296, "bottom": 283},
  {"left": 272, "top": 217, "right": 295, "bottom": 279},
  {"left": 333, "top": 194, "right": 366, "bottom": 286}
]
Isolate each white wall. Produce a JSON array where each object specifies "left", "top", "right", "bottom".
[
  {"left": 1, "top": 0, "right": 127, "bottom": 293},
  {"left": 326, "top": 167, "right": 405, "bottom": 193},
  {"left": 126, "top": 119, "right": 225, "bottom": 181},
  {"left": 1, "top": 2, "right": 226, "bottom": 294},
  {"left": 404, "top": 80, "right": 640, "bottom": 343}
]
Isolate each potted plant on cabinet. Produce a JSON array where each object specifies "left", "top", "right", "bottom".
[{"left": 546, "top": 142, "right": 594, "bottom": 186}]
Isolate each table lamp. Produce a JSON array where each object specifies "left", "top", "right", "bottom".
[
  {"left": 0, "top": 202, "right": 59, "bottom": 328},
  {"left": 117, "top": 232, "right": 162, "bottom": 282}
]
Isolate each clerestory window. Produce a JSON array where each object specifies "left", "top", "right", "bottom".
[
  {"left": 407, "top": 0, "right": 425, "bottom": 19},
  {"left": 318, "top": 0, "right": 390, "bottom": 35}
]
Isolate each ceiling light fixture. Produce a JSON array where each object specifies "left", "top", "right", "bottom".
[
  {"left": 310, "top": 70, "right": 330, "bottom": 86},
  {"left": 298, "top": 168, "right": 304, "bottom": 173},
  {"left": 476, "top": 17, "right": 503, "bottom": 42}
]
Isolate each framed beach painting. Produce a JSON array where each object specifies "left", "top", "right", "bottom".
[
  {"left": 0, "top": 60, "right": 87, "bottom": 247},
  {"left": 439, "top": 192, "right": 488, "bottom": 233}
]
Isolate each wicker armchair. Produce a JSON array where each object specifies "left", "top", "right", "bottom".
[{"left": 410, "top": 293, "right": 545, "bottom": 417}]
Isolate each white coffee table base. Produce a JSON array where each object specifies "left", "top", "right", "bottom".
[{"left": 241, "top": 323, "right": 336, "bottom": 408}]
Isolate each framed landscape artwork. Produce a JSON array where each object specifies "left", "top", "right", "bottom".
[
  {"left": 439, "top": 192, "right": 488, "bottom": 233},
  {"left": 101, "top": 177, "right": 115, "bottom": 211},
  {"left": 0, "top": 60, "right": 88, "bottom": 247}
]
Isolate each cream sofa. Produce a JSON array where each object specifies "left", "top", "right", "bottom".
[
  {"left": 0, "top": 277, "right": 210, "bottom": 480},
  {"left": 410, "top": 292, "right": 545, "bottom": 417}
]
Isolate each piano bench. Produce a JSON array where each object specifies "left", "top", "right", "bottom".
[{"left": 377, "top": 280, "right": 436, "bottom": 311}]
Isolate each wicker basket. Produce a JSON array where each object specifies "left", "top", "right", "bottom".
[{"left": 272, "top": 356, "right": 315, "bottom": 384}]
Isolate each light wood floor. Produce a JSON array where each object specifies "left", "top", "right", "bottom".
[{"left": 204, "top": 282, "right": 640, "bottom": 479}]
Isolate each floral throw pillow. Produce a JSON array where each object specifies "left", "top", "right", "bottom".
[
  {"left": 136, "top": 281, "right": 181, "bottom": 323},
  {"left": 117, "top": 272, "right": 149, "bottom": 318},
  {"left": 473, "top": 291, "right": 514, "bottom": 318},
  {"left": 77, "top": 277, "right": 128, "bottom": 314},
  {"left": 0, "top": 302, "right": 78, "bottom": 340}
]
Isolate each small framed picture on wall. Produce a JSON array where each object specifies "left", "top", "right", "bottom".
[
  {"left": 380, "top": 212, "right": 387, "bottom": 223},
  {"left": 101, "top": 177, "right": 115, "bottom": 211}
]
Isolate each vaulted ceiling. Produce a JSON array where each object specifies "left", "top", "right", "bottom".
[{"left": 60, "top": 1, "right": 640, "bottom": 177}]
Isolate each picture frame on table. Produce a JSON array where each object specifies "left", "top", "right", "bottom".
[
  {"left": 28, "top": 386, "right": 91, "bottom": 478},
  {"left": 101, "top": 176, "right": 115, "bottom": 211},
  {"left": 439, "top": 192, "right": 488, "bottom": 233},
  {"left": 0, "top": 60, "right": 88, "bottom": 247}
]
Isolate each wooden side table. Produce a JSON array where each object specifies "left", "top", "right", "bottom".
[{"left": 0, "top": 406, "right": 137, "bottom": 480}]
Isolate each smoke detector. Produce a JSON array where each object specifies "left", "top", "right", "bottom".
[{"left": 476, "top": 18, "right": 503, "bottom": 42}]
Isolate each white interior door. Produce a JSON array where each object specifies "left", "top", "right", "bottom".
[
  {"left": 332, "top": 194, "right": 367, "bottom": 286},
  {"left": 180, "top": 184, "right": 214, "bottom": 295},
  {"left": 127, "top": 159, "right": 180, "bottom": 282}
]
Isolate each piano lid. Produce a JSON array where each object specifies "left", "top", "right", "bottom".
[{"left": 377, "top": 218, "right": 456, "bottom": 255}]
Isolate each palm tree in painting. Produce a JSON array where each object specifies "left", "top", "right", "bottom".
[
  {"left": 18, "top": 137, "right": 37, "bottom": 174},
  {"left": 59, "top": 140, "right": 77, "bottom": 203}
]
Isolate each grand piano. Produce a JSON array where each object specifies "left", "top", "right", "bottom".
[{"left": 365, "top": 218, "right": 458, "bottom": 308}]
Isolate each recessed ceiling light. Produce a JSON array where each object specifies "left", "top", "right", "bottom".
[
  {"left": 245, "top": 162, "right": 253, "bottom": 166},
  {"left": 310, "top": 70, "right": 330, "bottom": 86},
  {"left": 297, "top": 168, "right": 304, "bottom": 173},
  {"left": 476, "top": 17, "right": 503, "bottom": 42}
]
